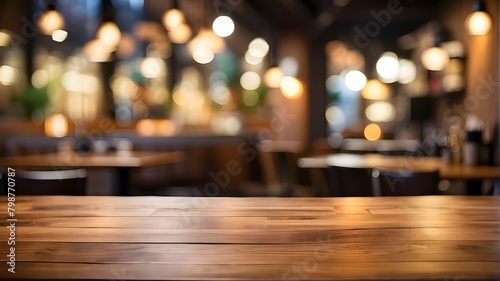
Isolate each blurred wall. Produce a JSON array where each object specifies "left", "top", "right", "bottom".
[{"left": 436, "top": 0, "right": 498, "bottom": 141}]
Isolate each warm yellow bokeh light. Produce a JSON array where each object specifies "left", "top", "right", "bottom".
[
  {"left": 466, "top": 11, "right": 492, "bottom": 35},
  {"left": 364, "top": 123, "right": 382, "bottom": 141},
  {"left": 37, "top": 10, "right": 65, "bottom": 35},
  {"left": 162, "top": 9, "right": 185, "bottom": 30},
  {"left": 44, "top": 114, "right": 69, "bottom": 138},
  {"left": 263, "top": 66, "right": 284, "bottom": 88},
  {"left": 168, "top": 23, "right": 192, "bottom": 44},
  {"left": 136, "top": 119, "right": 156, "bottom": 136},
  {"left": 156, "top": 119, "right": 176, "bottom": 136},
  {"left": 280, "top": 76, "right": 303, "bottom": 99},
  {"left": 421, "top": 47, "right": 449, "bottom": 71},
  {"left": 97, "top": 22, "right": 121, "bottom": 48},
  {"left": 361, "top": 79, "right": 391, "bottom": 100}
]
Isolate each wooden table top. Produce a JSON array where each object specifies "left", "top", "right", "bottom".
[
  {"left": 298, "top": 153, "right": 500, "bottom": 180},
  {"left": 1, "top": 195, "right": 499, "bottom": 280},
  {"left": 0, "top": 151, "right": 184, "bottom": 168}
]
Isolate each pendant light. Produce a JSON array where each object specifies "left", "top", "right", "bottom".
[
  {"left": 37, "top": 1, "right": 65, "bottom": 36},
  {"left": 465, "top": 0, "right": 492, "bottom": 35}
]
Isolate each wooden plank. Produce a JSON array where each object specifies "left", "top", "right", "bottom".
[
  {"left": 3, "top": 213, "right": 499, "bottom": 230},
  {"left": 3, "top": 262, "right": 500, "bottom": 280},
  {"left": 10, "top": 227, "right": 500, "bottom": 244},
  {"left": 5, "top": 241, "right": 500, "bottom": 264}
]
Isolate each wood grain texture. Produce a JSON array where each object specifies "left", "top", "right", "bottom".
[{"left": 0, "top": 195, "right": 499, "bottom": 280}]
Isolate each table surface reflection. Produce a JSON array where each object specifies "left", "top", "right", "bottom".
[{"left": 1, "top": 195, "right": 499, "bottom": 280}]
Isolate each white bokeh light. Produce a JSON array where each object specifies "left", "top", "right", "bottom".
[
  {"left": 397, "top": 59, "right": 417, "bottom": 84},
  {"left": 343, "top": 70, "right": 367, "bottom": 91},
  {"left": 212, "top": 16, "right": 235, "bottom": 37},
  {"left": 240, "top": 71, "right": 261, "bottom": 90},
  {"left": 365, "top": 101, "right": 396, "bottom": 122},
  {"left": 376, "top": 52, "right": 399, "bottom": 83},
  {"left": 248, "top": 37, "right": 269, "bottom": 58}
]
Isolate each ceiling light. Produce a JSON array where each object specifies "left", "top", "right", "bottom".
[
  {"left": 465, "top": 0, "right": 492, "bottom": 35},
  {"left": 37, "top": 3, "right": 65, "bottom": 36}
]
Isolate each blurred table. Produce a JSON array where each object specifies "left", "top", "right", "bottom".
[
  {"left": 298, "top": 153, "right": 500, "bottom": 195},
  {"left": 1, "top": 195, "right": 499, "bottom": 280},
  {"left": 0, "top": 151, "right": 184, "bottom": 195},
  {"left": 298, "top": 153, "right": 500, "bottom": 180}
]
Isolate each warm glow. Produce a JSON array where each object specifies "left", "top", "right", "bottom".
[
  {"left": 210, "top": 82, "right": 231, "bottom": 105},
  {"left": 343, "top": 70, "right": 367, "bottom": 91},
  {"left": 0, "top": 65, "right": 17, "bottom": 86},
  {"left": 162, "top": 9, "right": 185, "bottom": 30},
  {"left": 364, "top": 123, "right": 382, "bottom": 141},
  {"left": 264, "top": 67, "right": 284, "bottom": 88},
  {"left": 37, "top": 10, "right": 65, "bottom": 35},
  {"left": 280, "top": 76, "right": 303, "bottom": 99},
  {"left": 397, "top": 59, "right": 417, "bottom": 84},
  {"left": 212, "top": 16, "right": 234, "bottom": 37},
  {"left": 97, "top": 22, "right": 121, "bottom": 48},
  {"left": 0, "top": 30, "right": 11, "bottom": 47},
  {"left": 376, "top": 52, "right": 399, "bottom": 83},
  {"left": 51, "top": 29, "right": 68, "bottom": 42},
  {"left": 156, "top": 119, "right": 176, "bottom": 136},
  {"left": 248, "top": 37, "right": 269, "bottom": 58},
  {"left": 136, "top": 119, "right": 156, "bottom": 136},
  {"left": 421, "top": 46, "right": 449, "bottom": 71},
  {"left": 44, "top": 114, "right": 69, "bottom": 138},
  {"left": 188, "top": 28, "right": 225, "bottom": 54},
  {"left": 466, "top": 11, "right": 492, "bottom": 35},
  {"left": 141, "top": 57, "right": 164, "bottom": 78},
  {"left": 240, "top": 71, "right": 261, "bottom": 90},
  {"left": 83, "top": 39, "right": 112, "bottom": 62},
  {"left": 211, "top": 114, "right": 242, "bottom": 135},
  {"left": 365, "top": 102, "right": 395, "bottom": 122},
  {"left": 168, "top": 23, "right": 192, "bottom": 44},
  {"left": 192, "top": 47, "right": 214, "bottom": 64},
  {"left": 244, "top": 50, "right": 263, "bottom": 65},
  {"left": 361, "top": 79, "right": 391, "bottom": 100},
  {"left": 31, "top": 69, "right": 49, "bottom": 88}
]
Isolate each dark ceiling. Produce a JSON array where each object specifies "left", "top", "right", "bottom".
[{"left": 232, "top": 0, "right": 447, "bottom": 48}]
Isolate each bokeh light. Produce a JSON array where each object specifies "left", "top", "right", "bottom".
[
  {"left": 376, "top": 52, "right": 399, "bottom": 83},
  {"left": 364, "top": 123, "right": 382, "bottom": 141},
  {"left": 240, "top": 71, "right": 261, "bottom": 90},
  {"left": 212, "top": 16, "right": 234, "bottom": 37},
  {"left": 44, "top": 114, "right": 68, "bottom": 138},
  {"left": 361, "top": 79, "right": 391, "bottom": 100},
  {"left": 343, "top": 69, "right": 367, "bottom": 91},
  {"left": 280, "top": 76, "right": 303, "bottom": 99},
  {"left": 365, "top": 102, "right": 395, "bottom": 122},
  {"left": 248, "top": 37, "right": 269, "bottom": 58}
]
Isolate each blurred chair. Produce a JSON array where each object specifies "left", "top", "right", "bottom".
[
  {"left": 327, "top": 166, "right": 373, "bottom": 197},
  {"left": 371, "top": 167, "right": 439, "bottom": 196},
  {"left": 5, "top": 169, "right": 87, "bottom": 195}
]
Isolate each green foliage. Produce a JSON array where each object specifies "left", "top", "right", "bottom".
[{"left": 11, "top": 84, "right": 49, "bottom": 117}]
